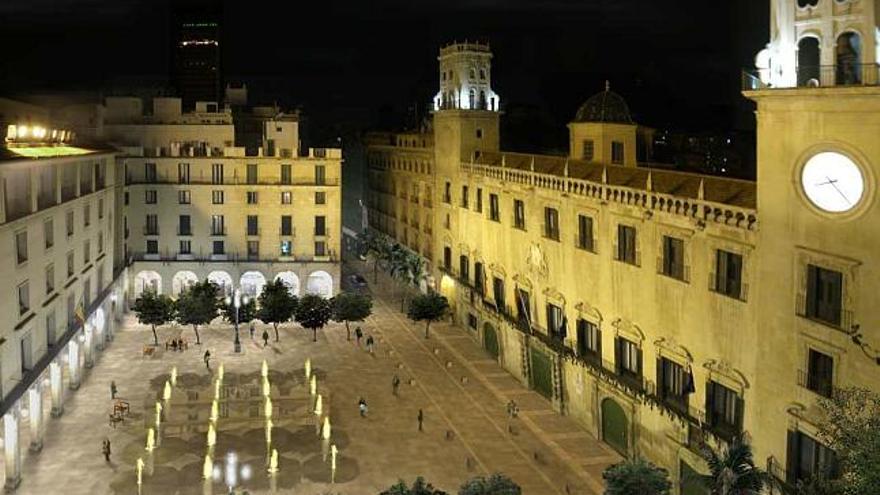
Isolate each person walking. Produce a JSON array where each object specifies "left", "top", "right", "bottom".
[
  {"left": 358, "top": 398, "right": 368, "bottom": 417},
  {"left": 262, "top": 329, "right": 270, "bottom": 347},
  {"left": 102, "top": 438, "right": 111, "bottom": 462},
  {"left": 110, "top": 380, "right": 117, "bottom": 400},
  {"left": 203, "top": 349, "right": 211, "bottom": 370},
  {"left": 417, "top": 409, "right": 424, "bottom": 432},
  {"left": 392, "top": 374, "right": 400, "bottom": 396},
  {"left": 366, "top": 335, "right": 374, "bottom": 354},
  {"left": 355, "top": 327, "right": 363, "bottom": 345}
]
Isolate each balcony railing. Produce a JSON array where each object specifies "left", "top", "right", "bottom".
[
  {"left": 742, "top": 63, "right": 880, "bottom": 91},
  {"left": 143, "top": 227, "right": 159, "bottom": 236},
  {"left": 797, "top": 369, "right": 834, "bottom": 398},
  {"left": 795, "top": 297, "right": 853, "bottom": 333}
]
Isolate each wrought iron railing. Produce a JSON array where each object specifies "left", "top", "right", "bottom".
[{"left": 742, "top": 63, "right": 880, "bottom": 91}]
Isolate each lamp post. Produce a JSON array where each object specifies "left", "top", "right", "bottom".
[{"left": 225, "top": 288, "right": 249, "bottom": 354}]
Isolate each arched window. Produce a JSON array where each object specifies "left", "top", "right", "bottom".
[
  {"left": 469, "top": 89, "right": 475, "bottom": 109},
  {"left": 469, "top": 68, "right": 475, "bottom": 79},
  {"left": 479, "top": 68, "right": 486, "bottom": 80},
  {"left": 479, "top": 90, "right": 487, "bottom": 110},
  {"left": 797, "top": 36, "right": 821, "bottom": 87},
  {"left": 836, "top": 31, "right": 862, "bottom": 85}
]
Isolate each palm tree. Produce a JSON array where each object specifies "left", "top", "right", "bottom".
[{"left": 701, "top": 434, "right": 769, "bottom": 495}]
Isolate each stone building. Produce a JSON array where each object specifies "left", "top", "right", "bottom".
[{"left": 368, "top": 4, "right": 880, "bottom": 490}]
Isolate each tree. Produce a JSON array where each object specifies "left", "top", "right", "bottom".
[
  {"left": 407, "top": 292, "right": 449, "bottom": 339},
  {"left": 132, "top": 289, "right": 175, "bottom": 346},
  {"left": 602, "top": 458, "right": 671, "bottom": 495},
  {"left": 458, "top": 473, "right": 521, "bottom": 495},
  {"left": 258, "top": 279, "right": 297, "bottom": 342},
  {"left": 295, "top": 293, "right": 333, "bottom": 342},
  {"left": 331, "top": 291, "right": 373, "bottom": 340},
  {"left": 380, "top": 477, "right": 448, "bottom": 495},
  {"left": 700, "top": 434, "right": 769, "bottom": 495},
  {"left": 360, "top": 230, "right": 393, "bottom": 283},
  {"left": 219, "top": 296, "right": 257, "bottom": 326},
  {"left": 174, "top": 280, "right": 220, "bottom": 345},
  {"left": 817, "top": 387, "right": 880, "bottom": 495}
]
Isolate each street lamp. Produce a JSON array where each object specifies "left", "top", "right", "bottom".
[{"left": 224, "top": 288, "right": 249, "bottom": 354}]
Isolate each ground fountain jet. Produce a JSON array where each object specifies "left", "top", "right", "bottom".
[
  {"left": 304, "top": 358, "right": 311, "bottom": 380},
  {"left": 267, "top": 448, "right": 279, "bottom": 474},
  {"left": 170, "top": 366, "right": 177, "bottom": 387},
  {"left": 145, "top": 427, "right": 155, "bottom": 451},
  {"left": 310, "top": 374, "right": 317, "bottom": 396},
  {"left": 163, "top": 380, "right": 172, "bottom": 401},
  {"left": 136, "top": 457, "right": 145, "bottom": 485}
]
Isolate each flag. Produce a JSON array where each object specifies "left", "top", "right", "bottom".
[
  {"left": 683, "top": 364, "right": 696, "bottom": 395},
  {"left": 74, "top": 297, "right": 86, "bottom": 326}
]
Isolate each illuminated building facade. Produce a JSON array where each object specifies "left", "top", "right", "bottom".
[
  {"left": 172, "top": 5, "right": 223, "bottom": 110},
  {"left": 369, "top": 9, "right": 880, "bottom": 490}
]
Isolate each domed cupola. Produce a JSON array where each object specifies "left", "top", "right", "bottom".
[{"left": 573, "top": 81, "right": 633, "bottom": 124}]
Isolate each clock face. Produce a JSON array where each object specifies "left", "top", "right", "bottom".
[{"left": 800, "top": 152, "right": 865, "bottom": 213}]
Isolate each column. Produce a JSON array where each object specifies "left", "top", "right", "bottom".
[
  {"left": 4, "top": 406, "right": 21, "bottom": 491},
  {"left": 84, "top": 325, "right": 94, "bottom": 369},
  {"left": 68, "top": 341, "right": 80, "bottom": 391},
  {"left": 28, "top": 384, "right": 43, "bottom": 453},
  {"left": 50, "top": 360, "right": 64, "bottom": 417}
]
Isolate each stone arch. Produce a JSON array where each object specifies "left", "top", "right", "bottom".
[
  {"left": 836, "top": 30, "right": 863, "bottom": 85},
  {"left": 274, "top": 271, "right": 301, "bottom": 296},
  {"left": 306, "top": 270, "right": 333, "bottom": 298},
  {"left": 797, "top": 34, "right": 821, "bottom": 86},
  {"left": 171, "top": 270, "right": 199, "bottom": 298},
  {"left": 134, "top": 270, "right": 162, "bottom": 297},
  {"left": 207, "top": 271, "right": 234, "bottom": 297},
  {"left": 240, "top": 271, "right": 267, "bottom": 298},
  {"left": 601, "top": 397, "right": 629, "bottom": 455}
]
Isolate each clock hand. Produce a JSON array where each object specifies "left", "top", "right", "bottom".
[{"left": 828, "top": 180, "right": 851, "bottom": 205}]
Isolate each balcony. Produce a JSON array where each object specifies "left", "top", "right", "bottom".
[
  {"left": 246, "top": 228, "right": 261, "bottom": 237},
  {"left": 210, "top": 228, "right": 227, "bottom": 236},
  {"left": 742, "top": 63, "right": 880, "bottom": 91},
  {"left": 279, "top": 228, "right": 295, "bottom": 237},
  {"left": 795, "top": 298, "right": 852, "bottom": 333},
  {"left": 143, "top": 227, "right": 159, "bottom": 236},
  {"left": 177, "top": 227, "right": 192, "bottom": 236}
]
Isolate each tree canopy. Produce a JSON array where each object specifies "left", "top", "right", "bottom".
[
  {"left": 407, "top": 292, "right": 449, "bottom": 339},
  {"left": 258, "top": 279, "right": 297, "bottom": 342},
  {"left": 700, "top": 434, "right": 768, "bottom": 495},
  {"left": 380, "top": 477, "right": 448, "bottom": 495},
  {"left": 174, "top": 280, "right": 220, "bottom": 344},
  {"left": 295, "top": 293, "right": 334, "bottom": 342},
  {"left": 817, "top": 387, "right": 880, "bottom": 495},
  {"left": 219, "top": 295, "right": 258, "bottom": 326},
  {"left": 131, "top": 289, "right": 175, "bottom": 346},
  {"left": 602, "top": 458, "right": 671, "bottom": 495},
  {"left": 331, "top": 291, "right": 373, "bottom": 340},
  {"left": 458, "top": 473, "right": 521, "bottom": 495}
]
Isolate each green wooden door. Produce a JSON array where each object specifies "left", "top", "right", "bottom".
[
  {"left": 483, "top": 323, "right": 499, "bottom": 359},
  {"left": 530, "top": 348, "right": 553, "bottom": 399},
  {"left": 601, "top": 398, "right": 628, "bottom": 455},
  {"left": 680, "top": 460, "right": 709, "bottom": 495}
]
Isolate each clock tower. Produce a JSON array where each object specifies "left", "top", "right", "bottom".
[{"left": 744, "top": 1, "right": 880, "bottom": 476}]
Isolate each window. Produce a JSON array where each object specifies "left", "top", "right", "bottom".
[
  {"left": 515, "top": 288, "right": 531, "bottom": 326},
  {"left": 493, "top": 277, "right": 505, "bottom": 310},
  {"left": 18, "top": 282, "right": 29, "bottom": 315},
  {"left": 489, "top": 194, "right": 500, "bottom": 221},
  {"left": 476, "top": 188, "right": 483, "bottom": 212},
  {"left": 614, "top": 337, "right": 642, "bottom": 383},
  {"left": 66, "top": 251, "right": 74, "bottom": 278},
  {"left": 247, "top": 240, "right": 259, "bottom": 258},
  {"left": 212, "top": 190, "right": 224, "bottom": 204},
  {"left": 315, "top": 241, "right": 327, "bottom": 256},
  {"left": 211, "top": 163, "right": 224, "bottom": 184},
  {"left": 474, "top": 262, "right": 485, "bottom": 295},
  {"left": 15, "top": 231, "right": 28, "bottom": 265},
  {"left": 714, "top": 250, "right": 744, "bottom": 299},
  {"left": 513, "top": 199, "right": 526, "bottom": 229},
  {"left": 46, "top": 311, "right": 56, "bottom": 347},
  {"left": 582, "top": 140, "right": 595, "bottom": 161},
  {"left": 45, "top": 264, "right": 54, "bottom": 295},
  {"left": 146, "top": 240, "right": 158, "bottom": 254},
  {"left": 459, "top": 255, "right": 469, "bottom": 281},
  {"left": 44, "top": 219, "right": 54, "bottom": 250},
  {"left": 805, "top": 349, "right": 834, "bottom": 398},
  {"left": 98, "top": 198, "right": 104, "bottom": 219},
  {"left": 661, "top": 236, "right": 685, "bottom": 280},
  {"left": 576, "top": 319, "right": 601, "bottom": 362},
  {"left": 314, "top": 216, "right": 326, "bottom": 236},
  {"left": 83, "top": 204, "right": 91, "bottom": 227},
  {"left": 546, "top": 303, "right": 565, "bottom": 339},
  {"left": 66, "top": 210, "right": 74, "bottom": 236},
  {"left": 20, "top": 333, "right": 32, "bottom": 371},
  {"left": 443, "top": 246, "right": 452, "bottom": 270},
  {"left": 544, "top": 207, "right": 560, "bottom": 240},
  {"left": 145, "top": 214, "right": 158, "bottom": 235},
  {"left": 786, "top": 431, "right": 838, "bottom": 486},
  {"left": 145, "top": 190, "right": 157, "bottom": 204},
  {"left": 479, "top": 68, "right": 486, "bottom": 79},
  {"left": 476, "top": 128, "right": 483, "bottom": 139},
  {"left": 83, "top": 240, "right": 90, "bottom": 263},
  {"left": 705, "top": 381, "right": 743, "bottom": 440},
  {"left": 178, "top": 163, "right": 190, "bottom": 183},
  {"left": 212, "top": 241, "right": 225, "bottom": 255},
  {"left": 281, "top": 191, "right": 292, "bottom": 204},
  {"left": 246, "top": 164, "right": 258, "bottom": 184},
  {"left": 616, "top": 225, "right": 638, "bottom": 265},
  {"left": 178, "top": 215, "right": 191, "bottom": 235},
  {"left": 281, "top": 216, "right": 293, "bottom": 236},
  {"left": 805, "top": 265, "right": 843, "bottom": 327},
  {"left": 280, "top": 240, "right": 292, "bottom": 256},
  {"left": 577, "top": 215, "right": 594, "bottom": 251},
  {"left": 313, "top": 191, "right": 326, "bottom": 205},
  {"left": 280, "top": 164, "right": 292, "bottom": 185},
  {"left": 211, "top": 215, "right": 225, "bottom": 236},
  {"left": 611, "top": 141, "right": 624, "bottom": 164},
  {"left": 178, "top": 190, "right": 191, "bottom": 204},
  {"left": 98, "top": 232, "right": 103, "bottom": 253},
  {"left": 145, "top": 162, "right": 157, "bottom": 182},
  {"left": 247, "top": 215, "right": 259, "bottom": 236},
  {"left": 315, "top": 165, "right": 326, "bottom": 185},
  {"left": 246, "top": 191, "right": 258, "bottom": 204},
  {"left": 124, "top": 191, "right": 129, "bottom": 205},
  {"left": 658, "top": 357, "right": 691, "bottom": 412},
  {"left": 83, "top": 278, "right": 91, "bottom": 307},
  {"left": 443, "top": 182, "right": 451, "bottom": 203},
  {"left": 179, "top": 240, "right": 191, "bottom": 255},
  {"left": 461, "top": 185, "right": 469, "bottom": 208}
]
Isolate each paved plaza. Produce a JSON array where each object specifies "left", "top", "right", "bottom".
[{"left": 6, "top": 264, "right": 618, "bottom": 494}]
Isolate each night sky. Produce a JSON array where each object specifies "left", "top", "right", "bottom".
[{"left": 0, "top": 0, "right": 768, "bottom": 150}]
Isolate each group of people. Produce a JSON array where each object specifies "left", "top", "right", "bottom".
[
  {"left": 165, "top": 338, "right": 188, "bottom": 352},
  {"left": 354, "top": 326, "right": 376, "bottom": 353}
]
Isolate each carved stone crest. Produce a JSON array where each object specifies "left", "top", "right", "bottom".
[{"left": 526, "top": 242, "right": 548, "bottom": 278}]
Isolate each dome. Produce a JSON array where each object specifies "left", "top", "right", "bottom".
[{"left": 573, "top": 81, "right": 633, "bottom": 124}]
